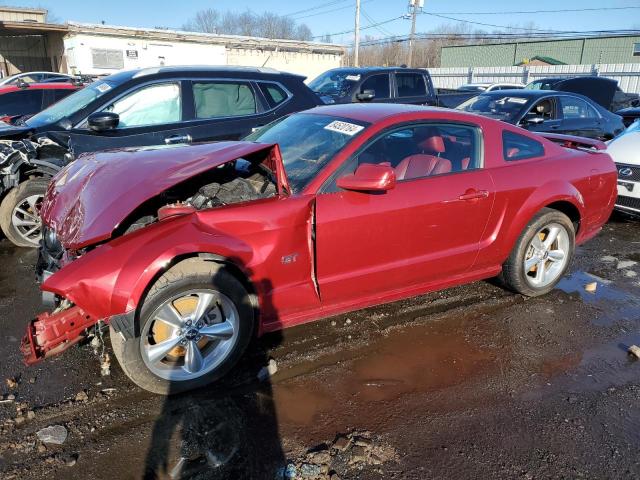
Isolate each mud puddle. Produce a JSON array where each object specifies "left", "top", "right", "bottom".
[
  {"left": 556, "top": 270, "right": 640, "bottom": 325},
  {"left": 270, "top": 311, "right": 509, "bottom": 436}
]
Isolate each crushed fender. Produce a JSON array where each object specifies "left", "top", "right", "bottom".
[{"left": 21, "top": 305, "right": 98, "bottom": 365}]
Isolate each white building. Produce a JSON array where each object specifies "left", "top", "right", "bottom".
[{"left": 63, "top": 23, "right": 344, "bottom": 80}]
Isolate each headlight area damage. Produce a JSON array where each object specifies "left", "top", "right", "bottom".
[
  {"left": 22, "top": 141, "right": 289, "bottom": 365},
  {"left": 0, "top": 136, "right": 69, "bottom": 189}
]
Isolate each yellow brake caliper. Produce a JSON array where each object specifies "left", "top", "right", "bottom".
[{"left": 152, "top": 296, "right": 210, "bottom": 360}]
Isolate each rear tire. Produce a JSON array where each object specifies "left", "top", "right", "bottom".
[
  {"left": 0, "top": 178, "right": 49, "bottom": 248},
  {"left": 500, "top": 208, "right": 575, "bottom": 297},
  {"left": 110, "top": 258, "right": 254, "bottom": 395}
]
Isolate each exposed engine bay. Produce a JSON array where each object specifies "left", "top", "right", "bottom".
[{"left": 122, "top": 157, "right": 277, "bottom": 235}]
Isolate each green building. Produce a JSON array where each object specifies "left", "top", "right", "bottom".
[{"left": 441, "top": 35, "right": 640, "bottom": 67}]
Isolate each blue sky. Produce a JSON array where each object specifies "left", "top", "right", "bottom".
[{"left": 19, "top": 0, "right": 640, "bottom": 43}]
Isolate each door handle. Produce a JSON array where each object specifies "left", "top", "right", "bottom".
[
  {"left": 458, "top": 189, "right": 489, "bottom": 201},
  {"left": 164, "top": 134, "right": 192, "bottom": 145}
]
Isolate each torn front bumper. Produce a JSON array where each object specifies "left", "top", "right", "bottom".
[{"left": 21, "top": 305, "right": 98, "bottom": 365}]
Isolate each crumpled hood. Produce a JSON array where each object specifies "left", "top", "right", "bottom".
[{"left": 41, "top": 141, "right": 278, "bottom": 249}]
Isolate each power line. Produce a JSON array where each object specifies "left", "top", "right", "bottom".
[
  {"left": 430, "top": 6, "right": 640, "bottom": 15},
  {"left": 357, "top": 29, "right": 640, "bottom": 47},
  {"left": 292, "top": 0, "right": 374, "bottom": 21},
  {"left": 422, "top": 12, "right": 567, "bottom": 33},
  {"left": 361, "top": 8, "right": 394, "bottom": 37},
  {"left": 312, "top": 14, "right": 403, "bottom": 39},
  {"left": 285, "top": 0, "right": 349, "bottom": 18}
]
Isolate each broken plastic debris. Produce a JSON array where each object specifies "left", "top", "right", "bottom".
[
  {"left": 628, "top": 345, "right": 640, "bottom": 359},
  {"left": 257, "top": 358, "right": 278, "bottom": 381},
  {"left": 617, "top": 260, "right": 637, "bottom": 270},
  {"left": 100, "top": 354, "right": 111, "bottom": 376},
  {"left": 36, "top": 425, "right": 68, "bottom": 445},
  {"left": 584, "top": 282, "right": 597, "bottom": 293}
]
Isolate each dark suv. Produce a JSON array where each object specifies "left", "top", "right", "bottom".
[
  {"left": 0, "top": 66, "right": 320, "bottom": 247},
  {"left": 309, "top": 67, "right": 438, "bottom": 106}
]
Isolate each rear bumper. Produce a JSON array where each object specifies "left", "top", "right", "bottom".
[{"left": 21, "top": 305, "right": 98, "bottom": 365}]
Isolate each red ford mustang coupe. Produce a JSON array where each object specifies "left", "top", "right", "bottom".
[{"left": 24, "top": 104, "right": 617, "bottom": 394}]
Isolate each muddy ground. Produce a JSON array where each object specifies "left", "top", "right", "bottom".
[{"left": 1, "top": 215, "right": 640, "bottom": 479}]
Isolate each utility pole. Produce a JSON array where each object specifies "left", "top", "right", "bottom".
[
  {"left": 354, "top": 0, "right": 361, "bottom": 67},
  {"left": 407, "top": 0, "right": 424, "bottom": 67}
]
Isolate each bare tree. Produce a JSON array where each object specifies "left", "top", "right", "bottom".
[
  {"left": 183, "top": 8, "right": 219, "bottom": 33},
  {"left": 182, "top": 8, "right": 313, "bottom": 41}
]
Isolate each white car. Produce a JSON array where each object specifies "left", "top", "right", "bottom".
[
  {"left": 457, "top": 82, "right": 525, "bottom": 93},
  {"left": 608, "top": 121, "right": 640, "bottom": 214}
]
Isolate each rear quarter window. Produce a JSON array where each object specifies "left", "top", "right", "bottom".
[{"left": 502, "top": 131, "right": 545, "bottom": 161}]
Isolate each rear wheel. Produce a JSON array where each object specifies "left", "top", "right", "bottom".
[
  {"left": 0, "top": 178, "right": 49, "bottom": 248},
  {"left": 500, "top": 208, "right": 575, "bottom": 297},
  {"left": 110, "top": 258, "right": 254, "bottom": 395}
]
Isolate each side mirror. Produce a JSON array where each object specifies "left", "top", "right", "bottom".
[
  {"left": 336, "top": 163, "right": 396, "bottom": 192},
  {"left": 356, "top": 89, "right": 375, "bottom": 102},
  {"left": 88, "top": 111, "right": 119, "bottom": 132}
]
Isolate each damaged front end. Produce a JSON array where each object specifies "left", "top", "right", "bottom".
[
  {"left": 22, "top": 141, "right": 289, "bottom": 366},
  {"left": 21, "top": 301, "right": 97, "bottom": 365}
]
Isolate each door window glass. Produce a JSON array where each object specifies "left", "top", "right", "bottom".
[
  {"left": 330, "top": 123, "right": 480, "bottom": 190},
  {"left": 502, "top": 131, "right": 545, "bottom": 161},
  {"left": 193, "top": 82, "right": 256, "bottom": 119},
  {"left": 257, "top": 82, "right": 288, "bottom": 108},
  {"left": 526, "top": 98, "right": 554, "bottom": 120},
  {"left": 106, "top": 82, "right": 181, "bottom": 128},
  {"left": 396, "top": 73, "right": 427, "bottom": 97},
  {"left": 360, "top": 74, "right": 390, "bottom": 99},
  {"left": 0, "top": 90, "right": 44, "bottom": 116},
  {"left": 559, "top": 96, "right": 598, "bottom": 119}
]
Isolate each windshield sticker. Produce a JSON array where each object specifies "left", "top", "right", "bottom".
[
  {"left": 324, "top": 120, "right": 365, "bottom": 136},
  {"left": 345, "top": 74, "right": 361, "bottom": 81},
  {"left": 506, "top": 97, "right": 527, "bottom": 104},
  {"left": 96, "top": 83, "right": 111, "bottom": 93}
]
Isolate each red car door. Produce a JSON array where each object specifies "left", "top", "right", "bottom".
[{"left": 314, "top": 122, "right": 495, "bottom": 305}]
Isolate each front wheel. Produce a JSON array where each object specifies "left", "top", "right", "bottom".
[
  {"left": 0, "top": 178, "right": 49, "bottom": 248},
  {"left": 500, "top": 208, "right": 575, "bottom": 297},
  {"left": 110, "top": 258, "right": 255, "bottom": 395}
]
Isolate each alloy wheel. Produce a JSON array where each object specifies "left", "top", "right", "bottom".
[
  {"left": 140, "top": 289, "right": 239, "bottom": 381},
  {"left": 523, "top": 222, "right": 570, "bottom": 288},
  {"left": 11, "top": 194, "right": 43, "bottom": 246}
]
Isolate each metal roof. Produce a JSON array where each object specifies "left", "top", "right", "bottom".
[{"left": 66, "top": 22, "right": 345, "bottom": 55}]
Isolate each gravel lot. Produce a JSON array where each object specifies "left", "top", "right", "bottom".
[{"left": 1, "top": 214, "right": 640, "bottom": 479}]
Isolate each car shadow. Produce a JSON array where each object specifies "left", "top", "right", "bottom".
[{"left": 141, "top": 263, "right": 285, "bottom": 479}]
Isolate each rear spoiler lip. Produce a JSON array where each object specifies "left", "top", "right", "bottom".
[{"left": 538, "top": 133, "right": 607, "bottom": 151}]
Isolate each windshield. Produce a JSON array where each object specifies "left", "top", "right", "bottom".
[
  {"left": 308, "top": 71, "right": 360, "bottom": 98},
  {"left": 246, "top": 113, "right": 369, "bottom": 192},
  {"left": 457, "top": 94, "right": 531, "bottom": 121},
  {"left": 26, "top": 81, "right": 114, "bottom": 127}
]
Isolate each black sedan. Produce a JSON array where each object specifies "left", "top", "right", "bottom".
[
  {"left": 0, "top": 66, "right": 321, "bottom": 247},
  {"left": 456, "top": 90, "right": 625, "bottom": 140}
]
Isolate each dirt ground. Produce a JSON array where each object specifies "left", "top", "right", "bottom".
[{"left": 1, "top": 214, "right": 640, "bottom": 479}]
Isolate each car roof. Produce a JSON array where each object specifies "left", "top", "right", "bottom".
[
  {"left": 102, "top": 65, "right": 306, "bottom": 85},
  {"left": 322, "top": 66, "right": 425, "bottom": 74},
  {"left": 303, "top": 103, "right": 483, "bottom": 124},
  {"left": 0, "top": 82, "right": 79, "bottom": 93}
]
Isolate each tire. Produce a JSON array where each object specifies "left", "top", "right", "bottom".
[
  {"left": 0, "top": 178, "right": 49, "bottom": 248},
  {"left": 110, "top": 258, "right": 255, "bottom": 395},
  {"left": 500, "top": 208, "right": 575, "bottom": 297}
]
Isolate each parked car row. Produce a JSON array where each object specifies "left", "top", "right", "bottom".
[
  {"left": 0, "top": 66, "right": 320, "bottom": 247},
  {"left": 0, "top": 65, "right": 631, "bottom": 395}
]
